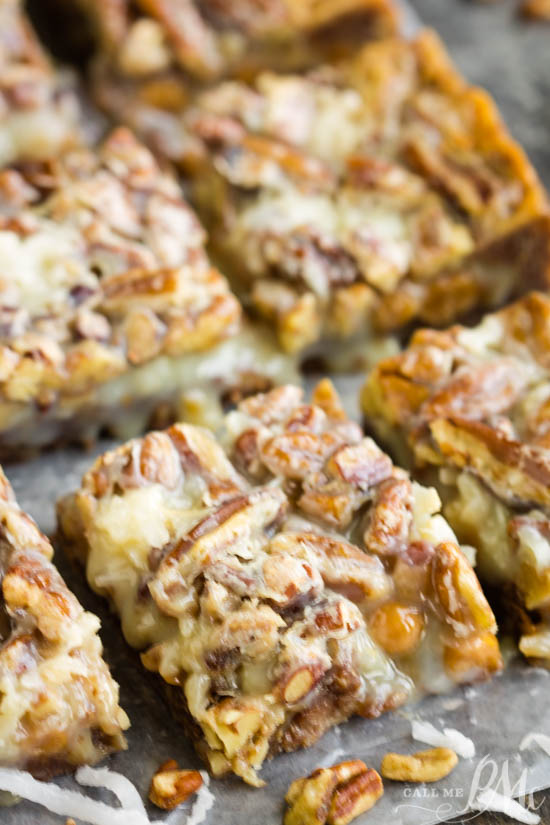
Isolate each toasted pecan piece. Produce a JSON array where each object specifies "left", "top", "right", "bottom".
[
  {"left": 381, "top": 748, "right": 458, "bottom": 782},
  {"left": 149, "top": 760, "right": 203, "bottom": 810}
]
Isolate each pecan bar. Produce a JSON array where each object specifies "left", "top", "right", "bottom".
[
  {"left": 0, "top": 125, "right": 296, "bottom": 458},
  {"left": 57, "top": 380, "right": 501, "bottom": 786},
  {"left": 0, "top": 0, "right": 81, "bottom": 166},
  {"left": 50, "top": 0, "right": 397, "bottom": 164},
  {"left": 184, "top": 30, "right": 549, "bottom": 355},
  {"left": 362, "top": 291, "right": 550, "bottom": 662},
  {"left": 0, "top": 465, "right": 128, "bottom": 776}
]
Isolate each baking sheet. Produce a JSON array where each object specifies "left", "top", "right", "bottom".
[{"left": 3, "top": 373, "right": 550, "bottom": 825}]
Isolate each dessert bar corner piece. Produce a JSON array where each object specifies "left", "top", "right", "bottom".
[
  {"left": 185, "top": 29, "right": 549, "bottom": 356},
  {"left": 48, "top": 0, "right": 399, "bottom": 195},
  {"left": 57, "top": 380, "right": 501, "bottom": 786},
  {"left": 55, "top": 0, "right": 399, "bottom": 83},
  {"left": 0, "top": 465, "right": 128, "bottom": 776},
  {"left": 0, "top": 125, "right": 295, "bottom": 458},
  {"left": 362, "top": 291, "right": 550, "bottom": 662},
  {"left": 0, "top": 0, "right": 81, "bottom": 166}
]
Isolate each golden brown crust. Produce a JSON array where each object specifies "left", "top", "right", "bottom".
[
  {"left": 0, "top": 466, "right": 128, "bottom": 774},
  {"left": 57, "top": 381, "right": 501, "bottom": 785}
]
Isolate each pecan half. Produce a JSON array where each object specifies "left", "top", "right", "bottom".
[{"left": 285, "top": 761, "right": 383, "bottom": 825}]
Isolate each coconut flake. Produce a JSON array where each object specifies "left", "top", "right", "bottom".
[
  {"left": 76, "top": 766, "right": 147, "bottom": 815},
  {"left": 186, "top": 771, "right": 215, "bottom": 825},
  {"left": 519, "top": 732, "right": 550, "bottom": 757},
  {"left": 471, "top": 789, "right": 540, "bottom": 824},
  {"left": 411, "top": 720, "right": 475, "bottom": 758},
  {"left": 0, "top": 768, "right": 155, "bottom": 825},
  {"left": 0, "top": 765, "right": 215, "bottom": 825}
]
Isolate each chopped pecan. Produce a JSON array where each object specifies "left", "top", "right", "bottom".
[
  {"left": 443, "top": 631, "right": 503, "bottom": 681},
  {"left": 326, "top": 439, "right": 393, "bottom": 490},
  {"left": 149, "top": 760, "right": 203, "bottom": 810},
  {"left": 262, "top": 552, "right": 323, "bottom": 609},
  {"left": 279, "top": 663, "right": 326, "bottom": 705},
  {"left": 207, "top": 604, "right": 284, "bottom": 663},
  {"left": 433, "top": 541, "right": 497, "bottom": 634},
  {"left": 278, "top": 292, "right": 322, "bottom": 354},
  {"left": 364, "top": 476, "right": 413, "bottom": 556},
  {"left": 430, "top": 417, "right": 550, "bottom": 510},
  {"left": 311, "top": 379, "right": 348, "bottom": 422},
  {"left": 260, "top": 430, "right": 345, "bottom": 480},
  {"left": 149, "top": 488, "right": 288, "bottom": 615},
  {"left": 238, "top": 384, "right": 304, "bottom": 427},
  {"left": 381, "top": 748, "right": 458, "bottom": 782},
  {"left": 420, "top": 359, "right": 531, "bottom": 424},
  {"left": 270, "top": 532, "right": 392, "bottom": 604},
  {"left": 139, "top": 431, "right": 181, "bottom": 488}
]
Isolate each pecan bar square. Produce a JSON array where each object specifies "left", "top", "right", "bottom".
[
  {"left": 48, "top": 0, "right": 398, "bottom": 161},
  {"left": 57, "top": 380, "right": 501, "bottom": 786},
  {"left": 362, "top": 291, "right": 550, "bottom": 663},
  {"left": 185, "top": 31, "right": 549, "bottom": 356},
  {"left": 0, "top": 465, "right": 128, "bottom": 776},
  {"left": 0, "top": 0, "right": 81, "bottom": 166},
  {"left": 0, "top": 125, "right": 295, "bottom": 458}
]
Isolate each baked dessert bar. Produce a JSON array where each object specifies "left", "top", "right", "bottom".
[
  {"left": 51, "top": 0, "right": 398, "bottom": 164},
  {"left": 0, "top": 465, "right": 128, "bottom": 776},
  {"left": 362, "top": 292, "right": 550, "bottom": 662},
  {"left": 0, "top": 125, "right": 295, "bottom": 458},
  {"left": 57, "top": 380, "right": 502, "bottom": 786},
  {"left": 0, "top": 0, "right": 80, "bottom": 166},
  {"left": 185, "top": 31, "right": 550, "bottom": 355}
]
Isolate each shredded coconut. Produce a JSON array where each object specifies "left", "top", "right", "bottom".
[
  {"left": 0, "top": 766, "right": 215, "bottom": 825},
  {"left": 0, "top": 768, "right": 154, "bottom": 825},
  {"left": 186, "top": 771, "right": 215, "bottom": 825},
  {"left": 519, "top": 732, "right": 550, "bottom": 757},
  {"left": 75, "top": 766, "right": 147, "bottom": 816},
  {"left": 472, "top": 789, "right": 540, "bottom": 824},
  {"left": 411, "top": 720, "right": 475, "bottom": 758}
]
